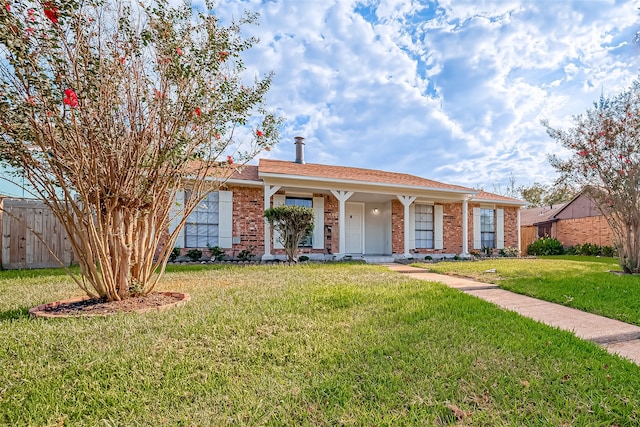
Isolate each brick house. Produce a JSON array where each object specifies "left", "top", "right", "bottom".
[
  {"left": 170, "top": 137, "right": 526, "bottom": 261},
  {"left": 520, "top": 191, "right": 614, "bottom": 251}
]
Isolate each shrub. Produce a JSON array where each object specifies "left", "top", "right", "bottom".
[
  {"left": 298, "top": 255, "right": 310, "bottom": 262},
  {"left": 601, "top": 245, "right": 616, "bottom": 257},
  {"left": 237, "top": 247, "right": 256, "bottom": 262},
  {"left": 207, "top": 245, "right": 226, "bottom": 261},
  {"left": 169, "top": 247, "right": 181, "bottom": 262},
  {"left": 499, "top": 246, "right": 520, "bottom": 257},
  {"left": 564, "top": 245, "right": 578, "bottom": 255},
  {"left": 425, "top": 255, "right": 433, "bottom": 261},
  {"left": 264, "top": 205, "right": 315, "bottom": 262},
  {"left": 527, "top": 237, "right": 564, "bottom": 256},
  {"left": 186, "top": 249, "right": 203, "bottom": 261},
  {"left": 567, "top": 243, "right": 617, "bottom": 257}
]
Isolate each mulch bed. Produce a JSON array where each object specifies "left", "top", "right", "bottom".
[{"left": 29, "top": 291, "right": 190, "bottom": 318}]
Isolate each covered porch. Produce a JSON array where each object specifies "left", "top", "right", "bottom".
[{"left": 261, "top": 180, "right": 473, "bottom": 261}]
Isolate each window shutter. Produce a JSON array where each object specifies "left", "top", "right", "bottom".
[
  {"left": 272, "top": 194, "right": 285, "bottom": 249},
  {"left": 434, "top": 205, "right": 444, "bottom": 250},
  {"left": 218, "top": 191, "right": 233, "bottom": 249},
  {"left": 473, "top": 207, "right": 481, "bottom": 249},
  {"left": 496, "top": 208, "right": 505, "bottom": 249},
  {"left": 312, "top": 197, "right": 324, "bottom": 250},
  {"left": 409, "top": 204, "right": 416, "bottom": 250},
  {"left": 168, "top": 191, "right": 185, "bottom": 247}
]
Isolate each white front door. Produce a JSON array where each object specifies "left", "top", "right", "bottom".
[{"left": 345, "top": 202, "right": 364, "bottom": 254}]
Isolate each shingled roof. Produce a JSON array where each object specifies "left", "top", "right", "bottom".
[
  {"left": 228, "top": 164, "right": 260, "bottom": 182},
  {"left": 520, "top": 203, "right": 567, "bottom": 226},
  {"left": 472, "top": 190, "right": 525, "bottom": 205},
  {"left": 258, "top": 159, "right": 474, "bottom": 192}
]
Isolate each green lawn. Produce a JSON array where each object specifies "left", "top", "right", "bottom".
[
  {"left": 421, "top": 256, "right": 640, "bottom": 326},
  {"left": 1, "top": 263, "right": 640, "bottom": 425}
]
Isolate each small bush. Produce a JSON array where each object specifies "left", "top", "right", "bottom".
[
  {"left": 601, "top": 245, "right": 616, "bottom": 257},
  {"left": 566, "top": 243, "right": 616, "bottom": 257},
  {"left": 298, "top": 255, "right": 310, "bottom": 262},
  {"left": 564, "top": 245, "right": 578, "bottom": 255},
  {"left": 499, "top": 246, "right": 519, "bottom": 257},
  {"left": 237, "top": 246, "right": 256, "bottom": 262},
  {"left": 425, "top": 255, "right": 433, "bottom": 261},
  {"left": 169, "top": 247, "right": 181, "bottom": 262},
  {"left": 527, "top": 237, "right": 564, "bottom": 256},
  {"left": 186, "top": 249, "right": 203, "bottom": 261},
  {"left": 207, "top": 245, "right": 226, "bottom": 261}
]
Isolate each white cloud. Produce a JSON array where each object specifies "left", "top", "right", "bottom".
[{"left": 209, "top": 0, "right": 640, "bottom": 190}]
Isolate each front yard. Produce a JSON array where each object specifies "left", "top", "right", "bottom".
[
  {"left": 423, "top": 256, "right": 640, "bottom": 326},
  {"left": 1, "top": 262, "right": 639, "bottom": 425}
]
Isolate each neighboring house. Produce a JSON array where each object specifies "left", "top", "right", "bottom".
[
  {"left": 170, "top": 137, "right": 526, "bottom": 261},
  {"left": 520, "top": 191, "right": 614, "bottom": 252},
  {"left": 520, "top": 203, "right": 568, "bottom": 252}
]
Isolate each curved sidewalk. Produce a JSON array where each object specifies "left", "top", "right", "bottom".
[{"left": 384, "top": 264, "right": 640, "bottom": 365}]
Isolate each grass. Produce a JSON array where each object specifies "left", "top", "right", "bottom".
[
  {"left": 421, "top": 256, "right": 640, "bottom": 326},
  {"left": 0, "top": 263, "right": 639, "bottom": 425}
]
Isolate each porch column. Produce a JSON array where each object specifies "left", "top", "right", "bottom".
[
  {"left": 330, "top": 190, "right": 354, "bottom": 257},
  {"left": 397, "top": 195, "right": 416, "bottom": 257},
  {"left": 262, "top": 185, "right": 281, "bottom": 261},
  {"left": 461, "top": 197, "right": 469, "bottom": 256}
]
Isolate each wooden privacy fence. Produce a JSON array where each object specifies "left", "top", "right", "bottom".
[
  {"left": 520, "top": 225, "right": 537, "bottom": 256},
  {"left": 1, "top": 198, "right": 73, "bottom": 269}
]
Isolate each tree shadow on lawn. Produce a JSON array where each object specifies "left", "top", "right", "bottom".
[{"left": 0, "top": 307, "right": 30, "bottom": 322}]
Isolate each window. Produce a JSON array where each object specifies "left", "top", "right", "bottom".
[
  {"left": 415, "top": 204, "right": 434, "bottom": 249},
  {"left": 285, "top": 196, "right": 312, "bottom": 247},
  {"left": 184, "top": 192, "right": 219, "bottom": 247},
  {"left": 480, "top": 208, "right": 495, "bottom": 249},
  {"left": 285, "top": 197, "right": 312, "bottom": 208},
  {"left": 538, "top": 223, "right": 552, "bottom": 238}
]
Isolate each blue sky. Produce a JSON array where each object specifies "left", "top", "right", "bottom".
[
  {"left": 1, "top": 0, "right": 637, "bottom": 197},
  {"left": 208, "top": 0, "right": 639, "bottom": 193}
]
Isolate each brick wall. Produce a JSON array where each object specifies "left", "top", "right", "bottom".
[
  {"left": 503, "top": 207, "right": 519, "bottom": 248},
  {"left": 324, "top": 195, "right": 339, "bottom": 255},
  {"left": 391, "top": 199, "right": 404, "bottom": 254},
  {"left": 228, "top": 185, "right": 264, "bottom": 256},
  {"left": 443, "top": 203, "right": 463, "bottom": 253},
  {"left": 556, "top": 216, "right": 614, "bottom": 247}
]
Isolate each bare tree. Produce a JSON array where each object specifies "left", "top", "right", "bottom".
[{"left": 0, "top": 0, "right": 280, "bottom": 300}]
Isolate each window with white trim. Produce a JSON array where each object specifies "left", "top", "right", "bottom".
[
  {"left": 480, "top": 208, "right": 495, "bottom": 249},
  {"left": 184, "top": 191, "right": 219, "bottom": 247},
  {"left": 415, "top": 204, "right": 434, "bottom": 249},
  {"left": 285, "top": 196, "right": 312, "bottom": 247}
]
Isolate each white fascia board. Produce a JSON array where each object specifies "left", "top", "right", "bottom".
[
  {"left": 258, "top": 172, "right": 476, "bottom": 197},
  {"left": 471, "top": 198, "right": 527, "bottom": 207}
]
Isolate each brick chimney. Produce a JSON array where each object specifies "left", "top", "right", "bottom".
[{"left": 294, "top": 136, "right": 305, "bottom": 164}]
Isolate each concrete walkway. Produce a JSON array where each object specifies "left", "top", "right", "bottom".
[{"left": 384, "top": 264, "right": 640, "bottom": 365}]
